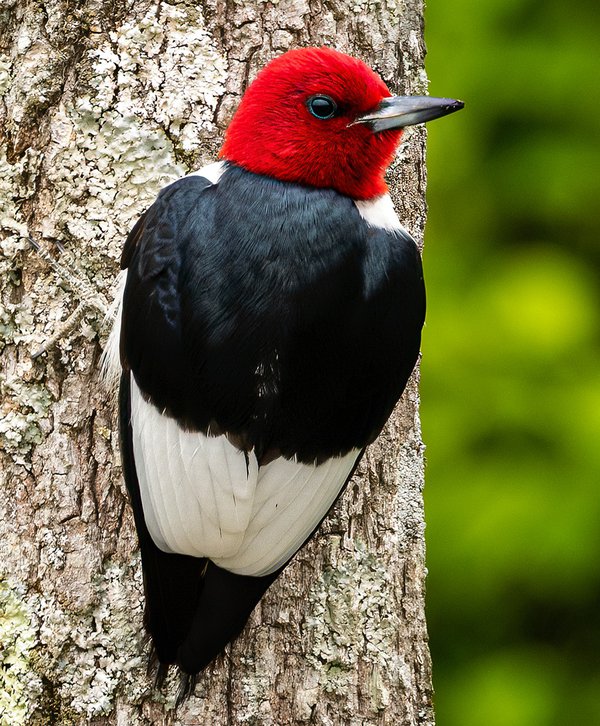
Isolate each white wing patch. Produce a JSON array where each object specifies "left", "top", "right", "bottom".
[
  {"left": 131, "top": 378, "right": 258, "bottom": 558},
  {"left": 130, "top": 376, "right": 360, "bottom": 576},
  {"left": 213, "top": 449, "right": 359, "bottom": 575},
  {"left": 354, "top": 194, "right": 408, "bottom": 233}
]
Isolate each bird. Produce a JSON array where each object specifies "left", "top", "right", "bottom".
[{"left": 104, "top": 45, "right": 463, "bottom": 695}]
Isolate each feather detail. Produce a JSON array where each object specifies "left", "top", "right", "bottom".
[
  {"left": 130, "top": 375, "right": 360, "bottom": 576},
  {"left": 354, "top": 194, "right": 406, "bottom": 232},
  {"left": 99, "top": 269, "right": 127, "bottom": 393}
]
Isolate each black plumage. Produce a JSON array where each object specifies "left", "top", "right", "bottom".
[
  {"left": 122, "top": 164, "right": 425, "bottom": 462},
  {"left": 118, "top": 162, "right": 425, "bottom": 682}
]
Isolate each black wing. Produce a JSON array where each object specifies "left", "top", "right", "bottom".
[
  {"left": 121, "top": 164, "right": 425, "bottom": 462},
  {"left": 118, "top": 163, "right": 425, "bottom": 682}
]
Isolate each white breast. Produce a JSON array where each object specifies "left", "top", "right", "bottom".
[{"left": 130, "top": 376, "right": 360, "bottom": 576}]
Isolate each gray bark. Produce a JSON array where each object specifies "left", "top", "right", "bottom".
[{"left": 0, "top": 0, "right": 433, "bottom": 723}]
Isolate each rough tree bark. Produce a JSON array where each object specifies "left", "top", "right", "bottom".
[{"left": 0, "top": 0, "right": 433, "bottom": 723}]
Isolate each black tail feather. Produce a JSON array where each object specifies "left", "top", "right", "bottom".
[
  {"left": 140, "top": 546, "right": 206, "bottom": 665},
  {"left": 120, "top": 371, "right": 279, "bottom": 700},
  {"left": 147, "top": 653, "right": 170, "bottom": 691},
  {"left": 176, "top": 561, "right": 279, "bottom": 675},
  {"left": 120, "top": 373, "right": 205, "bottom": 666},
  {"left": 176, "top": 671, "right": 199, "bottom": 707}
]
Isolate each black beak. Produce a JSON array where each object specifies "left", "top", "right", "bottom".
[{"left": 352, "top": 96, "right": 464, "bottom": 132}]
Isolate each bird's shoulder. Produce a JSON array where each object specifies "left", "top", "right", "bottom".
[
  {"left": 122, "top": 161, "right": 418, "bottom": 278},
  {"left": 121, "top": 162, "right": 226, "bottom": 271}
]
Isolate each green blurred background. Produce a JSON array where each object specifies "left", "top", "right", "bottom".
[{"left": 422, "top": 1, "right": 600, "bottom": 723}]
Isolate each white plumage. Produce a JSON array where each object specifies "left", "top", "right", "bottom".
[
  {"left": 130, "top": 375, "right": 359, "bottom": 577},
  {"left": 354, "top": 193, "right": 405, "bottom": 232}
]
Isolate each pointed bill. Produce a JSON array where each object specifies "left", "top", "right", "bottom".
[{"left": 352, "top": 96, "right": 464, "bottom": 132}]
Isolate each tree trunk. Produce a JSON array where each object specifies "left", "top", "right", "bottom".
[{"left": 0, "top": 0, "right": 433, "bottom": 723}]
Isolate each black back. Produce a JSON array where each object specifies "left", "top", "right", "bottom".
[{"left": 121, "top": 163, "right": 425, "bottom": 464}]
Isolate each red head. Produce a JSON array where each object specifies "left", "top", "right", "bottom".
[
  {"left": 221, "top": 48, "right": 464, "bottom": 200},
  {"left": 220, "top": 47, "right": 402, "bottom": 200}
]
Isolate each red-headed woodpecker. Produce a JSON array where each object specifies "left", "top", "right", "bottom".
[{"left": 107, "top": 46, "right": 462, "bottom": 694}]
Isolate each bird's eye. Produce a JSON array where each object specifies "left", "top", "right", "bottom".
[{"left": 307, "top": 95, "right": 338, "bottom": 120}]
